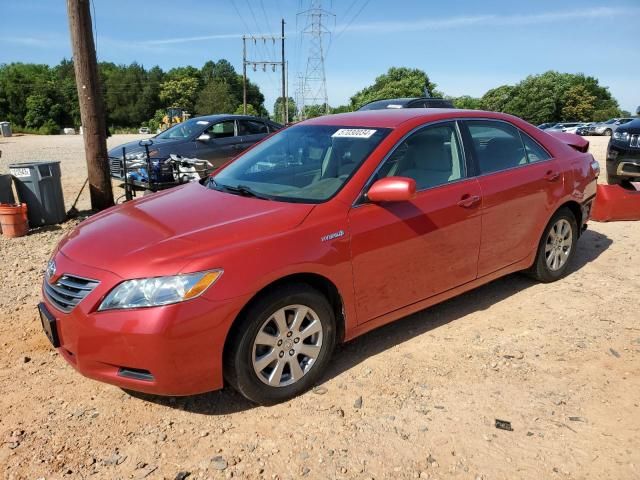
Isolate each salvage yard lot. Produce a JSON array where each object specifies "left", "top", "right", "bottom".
[{"left": 0, "top": 134, "right": 639, "bottom": 479}]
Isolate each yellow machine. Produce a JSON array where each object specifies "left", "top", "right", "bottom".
[{"left": 161, "top": 107, "right": 190, "bottom": 130}]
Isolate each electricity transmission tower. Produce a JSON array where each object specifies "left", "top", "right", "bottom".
[{"left": 298, "top": 0, "right": 334, "bottom": 119}]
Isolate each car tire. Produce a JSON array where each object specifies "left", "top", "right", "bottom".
[
  {"left": 604, "top": 129, "right": 612, "bottom": 136},
  {"left": 528, "top": 207, "right": 578, "bottom": 283},
  {"left": 224, "top": 284, "right": 336, "bottom": 405}
]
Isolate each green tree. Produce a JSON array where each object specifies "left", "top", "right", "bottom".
[
  {"left": 159, "top": 76, "right": 200, "bottom": 112},
  {"left": 478, "top": 71, "right": 622, "bottom": 124},
  {"left": 273, "top": 96, "right": 296, "bottom": 123},
  {"left": 195, "top": 80, "right": 237, "bottom": 114},
  {"left": 302, "top": 104, "right": 328, "bottom": 119},
  {"left": 562, "top": 84, "right": 597, "bottom": 121},
  {"left": 452, "top": 95, "right": 482, "bottom": 110},
  {"left": 330, "top": 105, "right": 351, "bottom": 114},
  {"left": 234, "top": 104, "right": 258, "bottom": 115},
  {"left": 24, "top": 93, "right": 53, "bottom": 128},
  {"left": 480, "top": 85, "right": 516, "bottom": 114},
  {"left": 350, "top": 67, "right": 440, "bottom": 110}
]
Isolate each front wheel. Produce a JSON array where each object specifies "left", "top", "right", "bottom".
[
  {"left": 528, "top": 208, "right": 578, "bottom": 282},
  {"left": 604, "top": 129, "right": 612, "bottom": 136},
  {"left": 224, "top": 284, "right": 336, "bottom": 405}
]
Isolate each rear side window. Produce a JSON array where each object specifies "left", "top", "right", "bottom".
[
  {"left": 520, "top": 133, "right": 551, "bottom": 163},
  {"left": 467, "top": 120, "right": 527, "bottom": 174},
  {"left": 238, "top": 119, "right": 268, "bottom": 135}
]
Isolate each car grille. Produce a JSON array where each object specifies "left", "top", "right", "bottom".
[
  {"left": 630, "top": 134, "right": 640, "bottom": 148},
  {"left": 109, "top": 157, "right": 123, "bottom": 178},
  {"left": 44, "top": 274, "right": 100, "bottom": 313}
]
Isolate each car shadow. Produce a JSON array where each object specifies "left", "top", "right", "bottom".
[{"left": 127, "top": 228, "right": 612, "bottom": 415}]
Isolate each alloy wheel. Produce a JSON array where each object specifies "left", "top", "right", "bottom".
[
  {"left": 252, "top": 304, "right": 323, "bottom": 387},
  {"left": 545, "top": 219, "right": 573, "bottom": 271}
]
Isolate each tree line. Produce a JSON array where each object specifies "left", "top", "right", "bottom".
[
  {"left": 0, "top": 59, "right": 268, "bottom": 134},
  {"left": 0, "top": 61, "right": 629, "bottom": 134}
]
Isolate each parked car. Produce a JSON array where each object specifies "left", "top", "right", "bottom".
[
  {"left": 357, "top": 97, "right": 454, "bottom": 110},
  {"left": 588, "top": 118, "right": 635, "bottom": 136},
  {"left": 138, "top": 127, "right": 150, "bottom": 134},
  {"left": 562, "top": 123, "right": 590, "bottom": 134},
  {"left": 546, "top": 122, "right": 582, "bottom": 133},
  {"left": 109, "top": 115, "right": 283, "bottom": 182},
  {"left": 39, "top": 109, "right": 598, "bottom": 404},
  {"left": 576, "top": 123, "right": 595, "bottom": 136},
  {"left": 605, "top": 118, "right": 640, "bottom": 184},
  {"left": 537, "top": 122, "right": 558, "bottom": 130}
]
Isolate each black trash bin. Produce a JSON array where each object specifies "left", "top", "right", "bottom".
[
  {"left": 9, "top": 161, "right": 66, "bottom": 226},
  {"left": 0, "top": 174, "right": 15, "bottom": 204}
]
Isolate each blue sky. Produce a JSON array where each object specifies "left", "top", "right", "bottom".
[{"left": 2, "top": 0, "right": 639, "bottom": 114}]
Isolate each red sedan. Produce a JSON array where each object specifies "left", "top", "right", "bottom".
[{"left": 39, "top": 109, "right": 598, "bottom": 404}]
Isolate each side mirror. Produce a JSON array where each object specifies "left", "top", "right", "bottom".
[
  {"left": 367, "top": 177, "right": 416, "bottom": 203},
  {"left": 197, "top": 133, "right": 211, "bottom": 142}
]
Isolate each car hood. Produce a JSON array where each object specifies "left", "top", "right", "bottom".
[
  {"left": 57, "top": 182, "right": 315, "bottom": 279},
  {"left": 107, "top": 137, "right": 186, "bottom": 158}
]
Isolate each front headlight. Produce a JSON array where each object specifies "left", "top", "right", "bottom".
[
  {"left": 98, "top": 270, "right": 222, "bottom": 311},
  {"left": 613, "top": 131, "right": 629, "bottom": 142},
  {"left": 125, "top": 149, "right": 159, "bottom": 160}
]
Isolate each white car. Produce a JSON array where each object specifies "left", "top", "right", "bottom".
[{"left": 138, "top": 127, "right": 151, "bottom": 134}]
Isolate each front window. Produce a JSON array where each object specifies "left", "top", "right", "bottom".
[
  {"left": 156, "top": 118, "right": 209, "bottom": 140},
  {"left": 375, "top": 122, "right": 466, "bottom": 190},
  {"left": 212, "top": 125, "right": 391, "bottom": 202}
]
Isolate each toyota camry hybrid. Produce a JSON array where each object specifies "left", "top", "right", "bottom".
[{"left": 39, "top": 109, "right": 598, "bottom": 404}]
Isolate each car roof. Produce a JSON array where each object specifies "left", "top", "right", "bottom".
[
  {"left": 190, "top": 114, "right": 273, "bottom": 122},
  {"left": 301, "top": 109, "right": 516, "bottom": 128}
]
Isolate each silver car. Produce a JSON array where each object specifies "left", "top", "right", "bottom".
[{"left": 588, "top": 118, "right": 635, "bottom": 136}]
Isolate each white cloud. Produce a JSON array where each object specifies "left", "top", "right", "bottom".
[{"left": 336, "top": 7, "right": 636, "bottom": 34}]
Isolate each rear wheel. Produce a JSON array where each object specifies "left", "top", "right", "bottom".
[
  {"left": 528, "top": 208, "right": 578, "bottom": 282},
  {"left": 224, "top": 284, "right": 336, "bottom": 405}
]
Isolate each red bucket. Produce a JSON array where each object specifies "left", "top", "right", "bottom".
[{"left": 0, "top": 203, "right": 29, "bottom": 238}]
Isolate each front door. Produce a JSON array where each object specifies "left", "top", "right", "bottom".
[
  {"left": 196, "top": 120, "right": 241, "bottom": 167},
  {"left": 349, "top": 121, "right": 482, "bottom": 323},
  {"left": 464, "top": 119, "right": 563, "bottom": 276}
]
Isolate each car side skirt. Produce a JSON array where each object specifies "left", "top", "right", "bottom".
[{"left": 344, "top": 253, "right": 535, "bottom": 342}]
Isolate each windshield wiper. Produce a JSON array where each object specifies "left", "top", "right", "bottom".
[{"left": 213, "top": 181, "right": 272, "bottom": 200}]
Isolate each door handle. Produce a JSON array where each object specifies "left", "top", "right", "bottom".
[
  {"left": 457, "top": 194, "right": 481, "bottom": 208},
  {"left": 545, "top": 170, "right": 560, "bottom": 182}
]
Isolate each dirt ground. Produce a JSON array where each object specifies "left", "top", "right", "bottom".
[{"left": 0, "top": 134, "right": 639, "bottom": 480}]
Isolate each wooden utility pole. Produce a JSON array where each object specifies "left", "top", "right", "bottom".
[
  {"left": 281, "top": 19, "right": 288, "bottom": 124},
  {"left": 242, "top": 35, "right": 247, "bottom": 115},
  {"left": 67, "top": 0, "right": 114, "bottom": 211}
]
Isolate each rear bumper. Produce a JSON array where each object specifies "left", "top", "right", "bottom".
[{"left": 41, "top": 254, "right": 247, "bottom": 396}]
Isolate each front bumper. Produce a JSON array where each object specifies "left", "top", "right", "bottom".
[
  {"left": 607, "top": 142, "right": 640, "bottom": 179},
  {"left": 41, "top": 252, "right": 246, "bottom": 396}
]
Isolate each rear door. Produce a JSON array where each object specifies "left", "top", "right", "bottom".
[
  {"left": 237, "top": 119, "right": 270, "bottom": 152},
  {"left": 195, "top": 120, "right": 240, "bottom": 167},
  {"left": 463, "top": 119, "right": 563, "bottom": 276}
]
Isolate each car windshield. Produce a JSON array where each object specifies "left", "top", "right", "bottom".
[
  {"left": 604, "top": 119, "right": 617, "bottom": 124},
  {"left": 155, "top": 118, "right": 209, "bottom": 140},
  {"left": 212, "top": 125, "right": 391, "bottom": 203}
]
